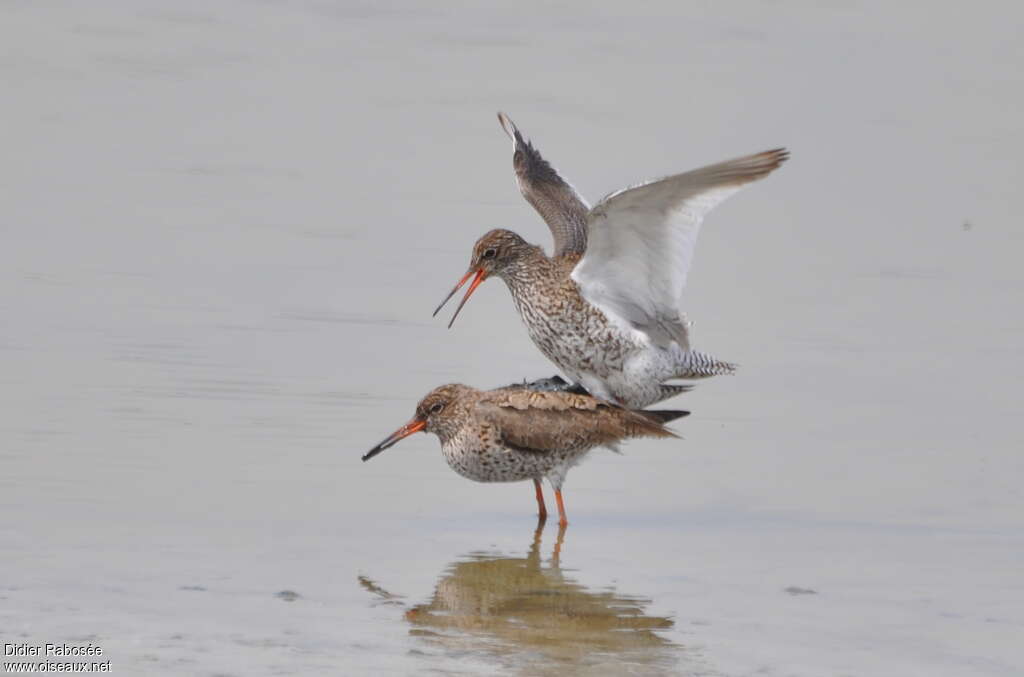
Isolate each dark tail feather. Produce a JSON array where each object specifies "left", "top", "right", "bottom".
[{"left": 639, "top": 409, "right": 690, "bottom": 425}]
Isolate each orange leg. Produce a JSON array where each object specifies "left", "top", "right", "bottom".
[
  {"left": 552, "top": 522, "right": 566, "bottom": 564},
  {"left": 555, "top": 489, "right": 568, "bottom": 527},
  {"left": 533, "top": 478, "right": 548, "bottom": 521}
]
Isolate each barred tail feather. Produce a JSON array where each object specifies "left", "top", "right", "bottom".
[
  {"left": 658, "top": 383, "right": 695, "bottom": 400},
  {"left": 675, "top": 351, "right": 737, "bottom": 379}
]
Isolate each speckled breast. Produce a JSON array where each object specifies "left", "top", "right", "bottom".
[
  {"left": 441, "top": 437, "right": 562, "bottom": 484},
  {"left": 510, "top": 279, "right": 632, "bottom": 380}
]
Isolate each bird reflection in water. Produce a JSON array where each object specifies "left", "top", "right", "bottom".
[{"left": 359, "top": 523, "right": 691, "bottom": 675}]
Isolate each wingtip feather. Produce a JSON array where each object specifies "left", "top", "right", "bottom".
[
  {"left": 752, "top": 148, "right": 790, "bottom": 172},
  {"left": 637, "top": 409, "right": 689, "bottom": 437},
  {"left": 643, "top": 409, "right": 690, "bottom": 424},
  {"left": 497, "top": 111, "right": 520, "bottom": 144},
  {"left": 714, "top": 147, "right": 790, "bottom": 187}
]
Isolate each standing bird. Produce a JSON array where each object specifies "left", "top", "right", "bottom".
[
  {"left": 434, "top": 113, "right": 788, "bottom": 408},
  {"left": 361, "top": 383, "right": 687, "bottom": 526}
]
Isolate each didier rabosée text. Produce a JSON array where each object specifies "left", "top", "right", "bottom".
[{"left": 4, "top": 643, "right": 104, "bottom": 657}]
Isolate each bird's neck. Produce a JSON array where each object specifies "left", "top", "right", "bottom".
[
  {"left": 439, "top": 422, "right": 479, "bottom": 453},
  {"left": 499, "top": 246, "right": 566, "bottom": 293}
]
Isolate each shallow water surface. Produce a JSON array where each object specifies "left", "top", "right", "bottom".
[
  {"left": 360, "top": 525, "right": 684, "bottom": 676},
  {"left": 2, "top": 1, "right": 1023, "bottom": 675}
]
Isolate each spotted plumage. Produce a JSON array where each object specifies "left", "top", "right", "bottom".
[
  {"left": 434, "top": 113, "right": 787, "bottom": 408},
  {"left": 361, "top": 383, "right": 687, "bottom": 525}
]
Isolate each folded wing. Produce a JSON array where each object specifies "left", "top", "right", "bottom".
[
  {"left": 479, "top": 389, "right": 679, "bottom": 454},
  {"left": 572, "top": 149, "right": 788, "bottom": 350},
  {"left": 498, "top": 112, "right": 590, "bottom": 257}
]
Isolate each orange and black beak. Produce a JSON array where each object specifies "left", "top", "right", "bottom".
[
  {"left": 432, "top": 268, "right": 488, "bottom": 328},
  {"left": 361, "top": 419, "right": 426, "bottom": 462}
]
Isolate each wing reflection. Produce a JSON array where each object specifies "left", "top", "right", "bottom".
[{"left": 361, "top": 523, "right": 691, "bottom": 675}]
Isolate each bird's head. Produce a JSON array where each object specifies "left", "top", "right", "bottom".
[
  {"left": 361, "top": 384, "right": 474, "bottom": 461},
  {"left": 433, "top": 229, "right": 531, "bottom": 327}
]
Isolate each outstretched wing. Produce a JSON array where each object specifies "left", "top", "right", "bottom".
[
  {"left": 498, "top": 112, "right": 589, "bottom": 257},
  {"left": 572, "top": 149, "right": 788, "bottom": 350},
  {"left": 478, "top": 389, "right": 679, "bottom": 454}
]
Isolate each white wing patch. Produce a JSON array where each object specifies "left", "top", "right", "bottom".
[{"left": 572, "top": 149, "right": 788, "bottom": 350}]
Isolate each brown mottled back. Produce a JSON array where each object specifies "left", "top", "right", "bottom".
[{"left": 478, "top": 387, "right": 684, "bottom": 454}]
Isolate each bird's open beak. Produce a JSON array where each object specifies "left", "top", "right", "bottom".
[
  {"left": 362, "top": 419, "right": 426, "bottom": 462},
  {"left": 432, "top": 268, "right": 488, "bottom": 328}
]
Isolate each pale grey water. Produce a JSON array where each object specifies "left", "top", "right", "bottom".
[{"left": 2, "top": 1, "right": 1022, "bottom": 675}]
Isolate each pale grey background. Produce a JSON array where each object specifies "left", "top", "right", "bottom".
[{"left": 2, "top": 1, "right": 1021, "bottom": 675}]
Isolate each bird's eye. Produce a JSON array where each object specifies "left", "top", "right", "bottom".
[
  {"left": 481, "top": 248, "right": 497, "bottom": 260},
  {"left": 429, "top": 402, "right": 445, "bottom": 414}
]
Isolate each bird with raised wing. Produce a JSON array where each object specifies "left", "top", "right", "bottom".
[
  {"left": 361, "top": 382, "right": 687, "bottom": 526},
  {"left": 434, "top": 113, "right": 787, "bottom": 408}
]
